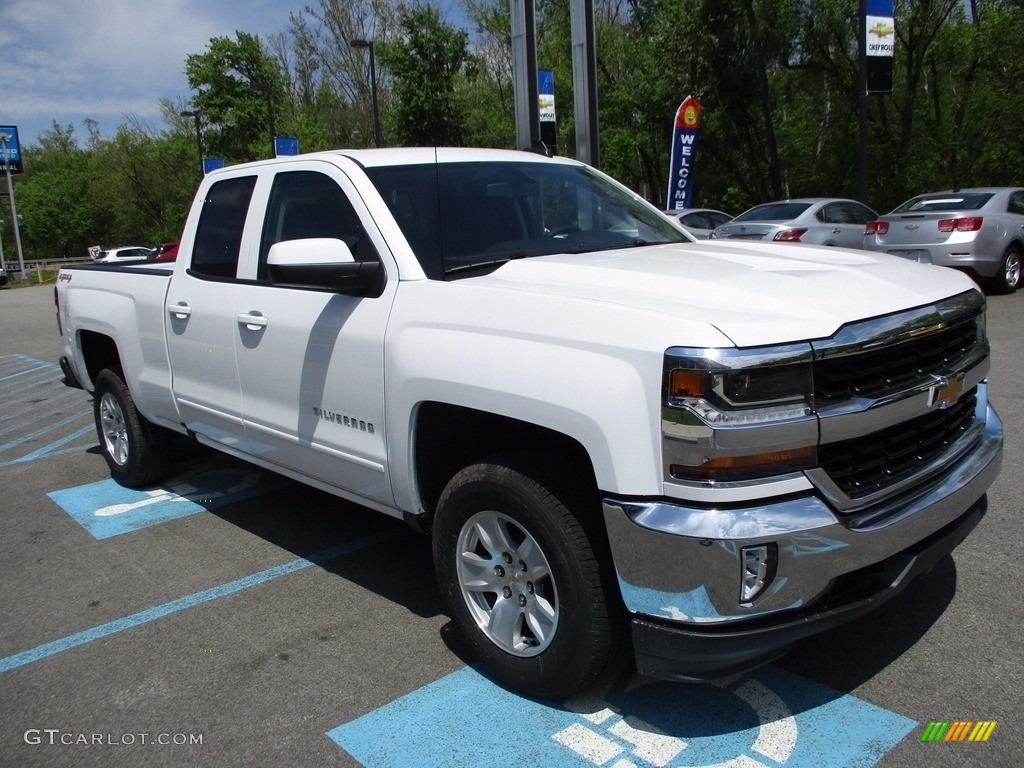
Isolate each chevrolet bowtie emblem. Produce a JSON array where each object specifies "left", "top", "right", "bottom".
[{"left": 928, "top": 372, "right": 966, "bottom": 409}]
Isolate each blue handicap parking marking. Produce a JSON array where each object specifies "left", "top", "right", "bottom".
[
  {"left": 328, "top": 665, "right": 915, "bottom": 768},
  {"left": 48, "top": 455, "right": 292, "bottom": 539},
  {"left": 0, "top": 354, "right": 95, "bottom": 467}
]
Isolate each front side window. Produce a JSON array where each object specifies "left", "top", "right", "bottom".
[
  {"left": 258, "top": 170, "right": 377, "bottom": 280},
  {"left": 191, "top": 175, "right": 257, "bottom": 278},
  {"left": 367, "top": 160, "right": 686, "bottom": 279}
]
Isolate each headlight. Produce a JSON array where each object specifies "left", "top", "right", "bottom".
[
  {"left": 662, "top": 345, "right": 817, "bottom": 482},
  {"left": 665, "top": 354, "right": 813, "bottom": 426}
]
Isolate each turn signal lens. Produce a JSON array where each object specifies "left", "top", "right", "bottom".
[
  {"left": 671, "top": 446, "right": 816, "bottom": 481},
  {"left": 669, "top": 369, "right": 706, "bottom": 399}
]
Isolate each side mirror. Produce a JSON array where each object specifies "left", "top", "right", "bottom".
[{"left": 266, "top": 238, "right": 381, "bottom": 295}]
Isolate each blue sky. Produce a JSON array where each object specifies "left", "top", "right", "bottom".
[
  {"left": 2, "top": 0, "right": 298, "bottom": 147},
  {"left": 2, "top": 0, "right": 471, "bottom": 149}
]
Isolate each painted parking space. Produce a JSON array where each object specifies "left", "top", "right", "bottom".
[
  {"left": 0, "top": 353, "right": 95, "bottom": 467},
  {"left": 48, "top": 454, "right": 292, "bottom": 539},
  {"left": 328, "top": 665, "right": 916, "bottom": 768},
  {"left": 0, "top": 528, "right": 400, "bottom": 674}
]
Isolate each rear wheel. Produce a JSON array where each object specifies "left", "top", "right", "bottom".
[
  {"left": 93, "top": 368, "right": 170, "bottom": 487},
  {"left": 432, "top": 454, "right": 626, "bottom": 700},
  {"left": 990, "top": 246, "right": 1022, "bottom": 294}
]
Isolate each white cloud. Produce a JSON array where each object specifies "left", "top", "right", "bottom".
[{"left": 3, "top": 0, "right": 293, "bottom": 145}]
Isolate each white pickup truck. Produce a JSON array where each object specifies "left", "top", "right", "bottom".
[{"left": 56, "top": 148, "right": 1002, "bottom": 699}]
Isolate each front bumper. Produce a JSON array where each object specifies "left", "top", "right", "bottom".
[{"left": 603, "top": 402, "right": 1002, "bottom": 681}]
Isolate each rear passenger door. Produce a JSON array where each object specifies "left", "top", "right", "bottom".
[
  {"left": 165, "top": 172, "right": 257, "bottom": 452},
  {"left": 232, "top": 162, "right": 398, "bottom": 508},
  {"left": 835, "top": 202, "right": 877, "bottom": 249}
]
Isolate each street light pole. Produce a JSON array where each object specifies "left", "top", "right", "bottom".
[
  {"left": 350, "top": 39, "right": 382, "bottom": 147},
  {"left": 0, "top": 133, "right": 27, "bottom": 282},
  {"left": 179, "top": 111, "right": 203, "bottom": 175}
]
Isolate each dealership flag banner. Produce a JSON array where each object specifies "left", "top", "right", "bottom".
[
  {"left": 0, "top": 126, "right": 23, "bottom": 174},
  {"left": 666, "top": 96, "right": 702, "bottom": 210},
  {"left": 865, "top": 0, "right": 894, "bottom": 94}
]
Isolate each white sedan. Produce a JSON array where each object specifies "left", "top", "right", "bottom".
[{"left": 94, "top": 246, "right": 152, "bottom": 263}]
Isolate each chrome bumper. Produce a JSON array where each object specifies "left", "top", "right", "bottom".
[{"left": 603, "top": 401, "right": 1002, "bottom": 678}]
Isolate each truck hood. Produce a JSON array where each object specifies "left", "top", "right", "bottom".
[{"left": 464, "top": 240, "right": 979, "bottom": 347}]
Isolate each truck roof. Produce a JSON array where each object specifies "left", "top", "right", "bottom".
[{"left": 206, "top": 147, "right": 581, "bottom": 173}]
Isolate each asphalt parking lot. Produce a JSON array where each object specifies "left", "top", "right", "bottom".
[{"left": 1, "top": 281, "right": 1021, "bottom": 767}]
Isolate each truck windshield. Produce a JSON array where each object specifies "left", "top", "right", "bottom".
[{"left": 366, "top": 160, "right": 686, "bottom": 279}]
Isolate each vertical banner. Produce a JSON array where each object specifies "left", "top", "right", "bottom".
[
  {"left": 0, "top": 126, "right": 23, "bottom": 174},
  {"left": 538, "top": 68, "right": 557, "bottom": 153},
  {"left": 865, "top": 0, "right": 894, "bottom": 94},
  {"left": 665, "top": 96, "right": 702, "bottom": 211}
]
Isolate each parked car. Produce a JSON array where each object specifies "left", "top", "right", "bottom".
[
  {"left": 94, "top": 246, "right": 152, "bottom": 263},
  {"left": 863, "top": 188, "right": 1023, "bottom": 294},
  {"left": 663, "top": 208, "right": 734, "bottom": 239},
  {"left": 148, "top": 241, "right": 180, "bottom": 261},
  {"left": 711, "top": 198, "right": 877, "bottom": 249}
]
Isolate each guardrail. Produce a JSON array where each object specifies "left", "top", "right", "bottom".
[{"left": 2, "top": 257, "right": 94, "bottom": 285}]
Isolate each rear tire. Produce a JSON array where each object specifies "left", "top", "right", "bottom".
[
  {"left": 432, "top": 453, "right": 626, "bottom": 700},
  {"left": 990, "top": 246, "right": 1021, "bottom": 294},
  {"left": 93, "top": 368, "right": 170, "bottom": 487}
]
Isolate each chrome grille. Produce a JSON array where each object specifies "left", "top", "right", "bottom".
[
  {"left": 818, "top": 390, "right": 977, "bottom": 499},
  {"left": 814, "top": 318, "right": 980, "bottom": 403}
]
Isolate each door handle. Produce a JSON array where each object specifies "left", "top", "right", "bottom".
[
  {"left": 237, "top": 312, "right": 268, "bottom": 330},
  {"left": 832, "top": 228, "right": 842, "bottom": 234},
  {"left": 168, "top": 302, "right": 192, "bottom": 318}
]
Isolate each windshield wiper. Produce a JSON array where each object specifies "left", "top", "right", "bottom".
[{"left": 444, "top": 252, "right": 529, "bottom": 276}]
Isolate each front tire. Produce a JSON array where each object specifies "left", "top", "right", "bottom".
[
  {"left": 432, "top": 454, "right": 625, "bottom": 700},
  {"left": 93, "top": 368, "right": 170, "bottom": 487}
]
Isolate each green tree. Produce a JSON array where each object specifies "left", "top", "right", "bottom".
[
  {"left": 185, "top": 32, "right": 286, "bottom": 162},
  {"left": 14, "top": 123, "right": 107, "bottom": 259},
  {"left": 377, "top": 5, "right": 475, "bottom": 146},
  {"left": 287, "top": 0, "right": 399, "bottom": 147}
]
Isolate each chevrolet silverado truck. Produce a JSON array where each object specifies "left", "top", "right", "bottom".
[{"left": 56, "top": 148, "right": 1003, "bottom": 699}]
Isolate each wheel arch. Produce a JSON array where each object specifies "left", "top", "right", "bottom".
[
  {"left": 78, "top": 330, "right": 123, "bottom": 389},
  {"left": 411, "top": 402, "right": 599, "bottom": 527}
]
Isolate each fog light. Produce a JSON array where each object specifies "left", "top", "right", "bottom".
[{"left": 740, "top": 544, "right": 776, "bottom": 604}]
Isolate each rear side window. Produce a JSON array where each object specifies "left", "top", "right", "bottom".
[
  {"left": 1006, "top": 191, "right": 1024, "bottom": 216},
  {"left": 191, "top": 175, "right": 257, "bottom": 278},
  {"left": 680, "top": 211, "right": 710, "bottom": 229}
]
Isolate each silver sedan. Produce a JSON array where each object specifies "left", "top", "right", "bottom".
[
  {"left": 710, "top": 198, "right": 876, "bottom": 249},
  {"left": 862, "top": 188, "right": 1023, "bottom": 293}
]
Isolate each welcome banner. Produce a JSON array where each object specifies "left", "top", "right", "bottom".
[{"left": 665, "top": 96, "right": 702, "bottom": 210}]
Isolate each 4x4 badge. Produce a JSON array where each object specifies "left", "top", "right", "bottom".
[{"left": 928, "top": 372, "right": 966, "bottom": 409}]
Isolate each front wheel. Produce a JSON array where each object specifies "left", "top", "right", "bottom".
[
  {"left": 93, "top": 368, "right": 170, "bottom": 487},
  {"left": 990, "top": 246, "right": 1022, "bottom": 294},
  {"left": 432, "top": 455, "right": 626, "bottom": 700}
]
